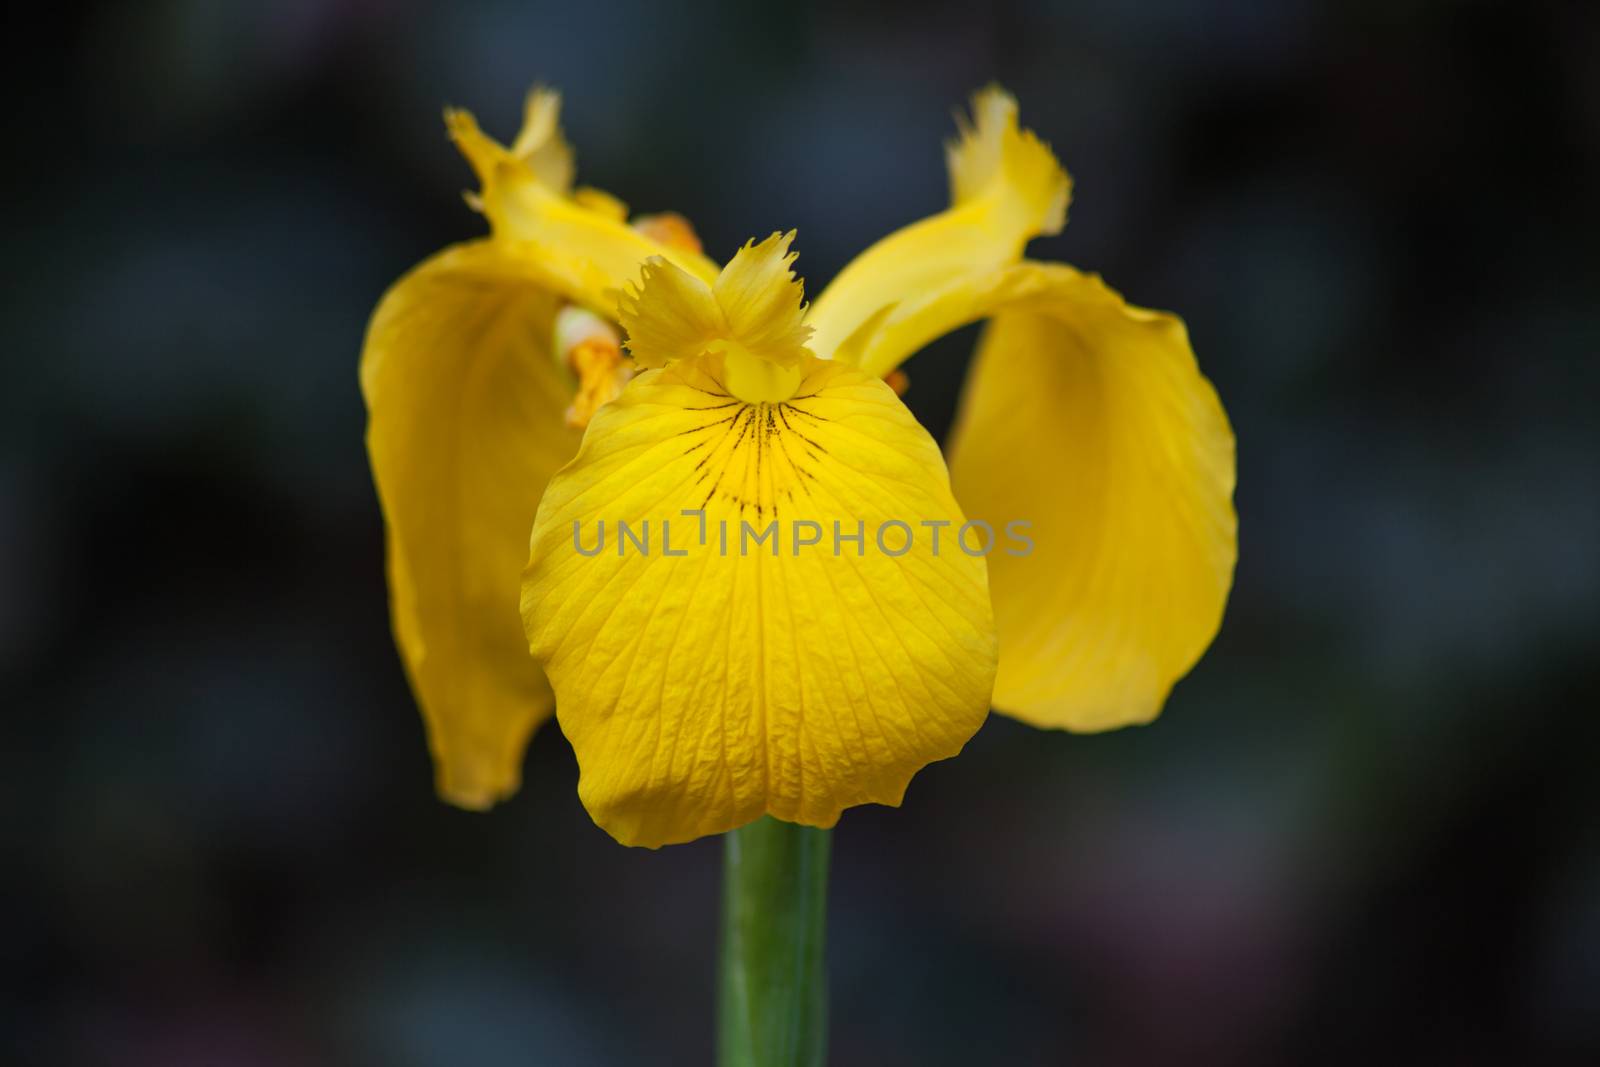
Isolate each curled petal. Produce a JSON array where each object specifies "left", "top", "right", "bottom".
[
  {"left": 361, "top": 241, "right": 581, "bottom": 806},
  {"left": 946, "top": 264, "right": 1237, "bottom": 730}
]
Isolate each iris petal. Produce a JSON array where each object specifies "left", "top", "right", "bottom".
[
  {"left": 945, "top": 264, "right": 1237, "bottom": 730},
  {"left": 362, "top": 240, "right": 581, "bottom": 807},
  {"left": 445, "top": 104, "right": 720, "bottom": 314},
  {"left": 522, "top": 355, "right": 997, "bottom": 847},
  {"left": 807, "top": 86, "right": 1069, "bottom": 362}
]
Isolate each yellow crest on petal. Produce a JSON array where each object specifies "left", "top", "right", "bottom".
[
  {"left": 620, "top": 231, "right": 813, "bottom": 371},
  {"left": 616, "top": 257, "right": 723, "bottom": 369},
  {"left": 711, "top": 232, "right": 813, "bottom": 367}
]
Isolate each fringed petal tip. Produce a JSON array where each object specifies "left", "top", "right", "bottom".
[
  {"left": 805, "top": 88, "right": 1070, "bottom": 362},
  {"left": 619, "top": 232, "right": 814, "bottom": 373},
  {"left": 713, "top": 232, "right": 814, "bottom": 367},
  {"left": 443, "top": 106, "right": 508, "bottom": 191},
  {"left": 617, "top": 256, "right": 721, "bottom": 369},
  {"left": 946, "top": 85, "right": 1070, "bottom": 237}
]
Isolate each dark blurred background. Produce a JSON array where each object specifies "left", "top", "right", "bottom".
[{"left": 4, "top": 1, "right": 1598, "bottom": 1064}]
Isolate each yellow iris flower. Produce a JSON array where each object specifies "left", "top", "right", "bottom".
[{"left": 360, "top": 86, "right": 1237, "bottom": 847}]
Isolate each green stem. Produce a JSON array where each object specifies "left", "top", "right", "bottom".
[{"left": 717, "top": 817, "right": 831, "bottom": 1067}]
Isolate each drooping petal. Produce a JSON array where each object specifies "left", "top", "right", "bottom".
[
  {"left": 945, "top": 263, "right": 1237, "bottom": 731},
  {"left": 361, "top": 240, "right": 582, "bottom": 807},
  {"left": 521, "top": 355, "right": 997, "bottom": 847},
  {"left": 806, "top": 86, "right": 1069, "bottom": 361}
]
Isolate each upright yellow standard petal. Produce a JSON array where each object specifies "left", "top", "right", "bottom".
[
  {"left": 508, "top": 86, "right": 576, "bottom": 193},
  {"left": 615, "top": 257, "right": 726, "bottom": 370},
  {"left": 444, "top": 101, "right": 720, "bottom": 312},
  {"left": 946, "top": 264, "right": 1237, "bottom": 731},
  {"left": 362, "top": 240, "right": 582, "bottom": 807},
  {"left": 711, "top": 232, "right": 813, "bottom": 367},
  {"left": 521, "top": 355, "right": 997, "bottom": 847},
  {"left": 619, "top": 232, "right": 813, "bottom": 372},
  {"left": 806, "top": 86, "right": 1070, "bottom": 361}
]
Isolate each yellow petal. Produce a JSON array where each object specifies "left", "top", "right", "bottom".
[
  {"left": 806, "top": 86, "right": 1069, "bottom": 360},
  {"left": 361, "top": 240, "right": 582, "bottom": 807},
  {"left": 502, "top": 180, "right": 720, "bottom": 314},
  {"left": 711, "top": 232, "right": 813, "bottom": 368},
  {"left": 573, "top": 186, "right": 629, "bottom": 221},
  {"left": 509, "top": 86, "right": 575, "bottom": 194},
  {"left": 616, "top": 256, "right": 724, "bottom": 370},
  {"left": 847, "top": 261, "right": 1057, "bottom": 379},
  {"left": 619, "top": 232, "right": 814, "bottom": 374},
  {"left": 444, "top": 101, "right": 719, "bottom": 312},
  {"left": 447, "top": 88, "right": 574, "bottom": 201},
  {"left": 444, "top": 105, "right": 519, "bottom": 200},
  {"left": 522, "top": 355, "right": 997, "bottom": 847},
  {"left": 946, "top": 264, "right": 1237, "bottom": 731}
]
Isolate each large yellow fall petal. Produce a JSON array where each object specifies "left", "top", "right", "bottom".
[
  {"left": 361, "top": 240, "right": 582, "bottom": 807},
  {"left": 946, "top": 263, "right": 1236, "bottom": 731},
  {"left": 806, "top": 86, "right": 1069, "bottom": 361},
  {"left": 521, "top": 355, "right": 997, "bottom": 847}
]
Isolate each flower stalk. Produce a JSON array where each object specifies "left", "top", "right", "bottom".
[{"left": 717, "top": 817, "right": 831, "bottom": 1067}]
